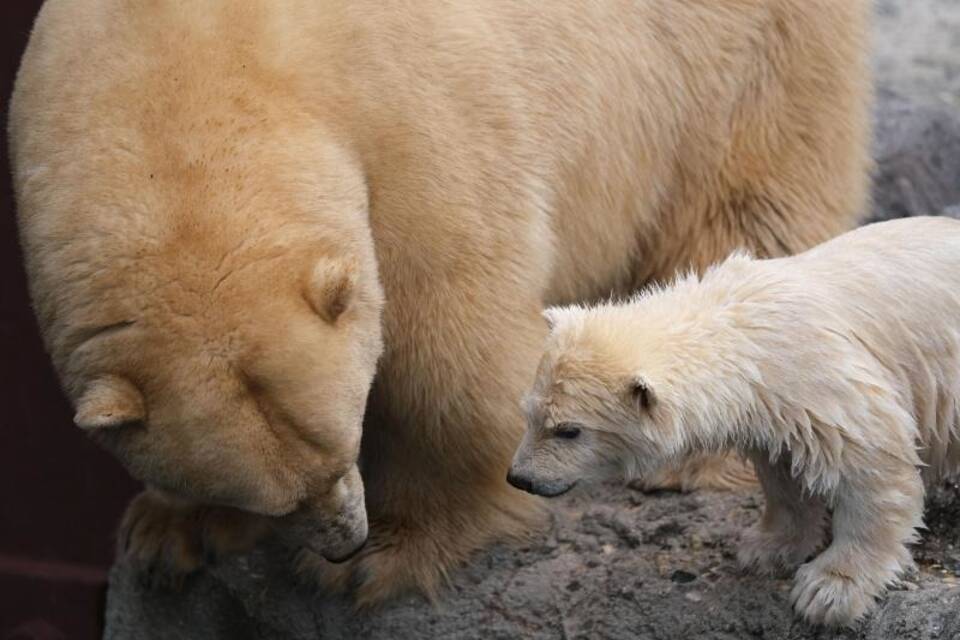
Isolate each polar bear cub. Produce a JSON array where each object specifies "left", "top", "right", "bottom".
[{"left": 508, "top": 216, "right": 960, "bottom": 626}]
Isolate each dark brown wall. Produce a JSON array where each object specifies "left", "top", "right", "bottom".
[{"left": 1, "top": 3, "right": 141, "bottom": 639}]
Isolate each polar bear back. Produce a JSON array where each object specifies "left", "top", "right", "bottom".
[{"left": 759, "top": 216, "right": 960, "bottom": 479}]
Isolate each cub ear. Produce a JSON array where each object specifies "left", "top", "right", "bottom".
[
  {"left": 74, "top": 377, "right": 145, "bottom": 431},
  {"left": 542, "top": 306, "right": 574, "bottom": 331},
  {"left": 306, "top": 257, "right": 357, "bottom": 324},
  {"left": 628, "top": 376, "right": 656, "bottom": 412}
]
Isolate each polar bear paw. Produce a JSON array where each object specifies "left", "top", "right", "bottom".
[
  {"left": 299, "top": 526, "right": 448, "bottom": 607},
  {"left": 118, "top": 490, "right": 269, "bottom": 587},
  {"left": 790, "top": 557, "right": 877, "bottom": 627}
]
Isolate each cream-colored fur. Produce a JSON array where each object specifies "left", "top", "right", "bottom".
[
  {"left": 511, "top": 217, "right": 960, "bottom": 626},
  {"left": 10, "top": 0, "right": 870, "bottom": 603}
]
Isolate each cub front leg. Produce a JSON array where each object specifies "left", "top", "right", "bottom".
[
  {"left": 790, "top": 462, "right": 924, "bottom": 626},
  {"left": 119, "top": 489, "right": 271, "bottom": 586},
  {"left": 738, "top": 453, "right": 828, "bottom": 575}
]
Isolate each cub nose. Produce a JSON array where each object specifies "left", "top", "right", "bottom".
[{"left": 506, "top": 470, "right": 534, "bottom": 493}]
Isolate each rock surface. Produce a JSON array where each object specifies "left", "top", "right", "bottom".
[
  {"left": 870, "top": 91, "right": 960, "bottom": 222},
  {"left": 106, "top": 483, "right": 960, "bottom": 640},
  {"left": 873, "top": 0, "right": 960, "bottom": 110},
  {"left": 106, "top": 7, "right": 960, "bottom": 639}
]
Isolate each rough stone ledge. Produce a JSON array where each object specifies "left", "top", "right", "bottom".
[
  {"left": 105, "top": 483, "right": 960, "bottom": 640},
  {"left": 869, "top": 90, "right": 960, "bottom": 222}
]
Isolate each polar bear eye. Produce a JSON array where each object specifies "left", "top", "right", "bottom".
[{"left": 554, "top": 423, "right": 582, "bottom": 440}]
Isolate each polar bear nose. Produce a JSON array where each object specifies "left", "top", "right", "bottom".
[
  {"left": 506, "top": 470, "right": 535, "bottom": 493},
  {"left": 321, "top": 533, "right": 368, "bottom": 563}
]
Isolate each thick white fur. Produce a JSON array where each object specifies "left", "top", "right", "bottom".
[{"left": 516, "top": 217, "right": 960, "bottom": 626}]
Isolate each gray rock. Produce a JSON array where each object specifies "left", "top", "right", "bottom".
[
  {"left": 105, "top": 482, "right": 960, "bottom": 640},
  {"left": 942, "top": 204, "right": 960, "bottom": 220},
  {"left": 870, "top": 90, "right": 960, "bottom": 222},
  {"left": 872, "top": 0, "right": 960, "bottom": 109}
]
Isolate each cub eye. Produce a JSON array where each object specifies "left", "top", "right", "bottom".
[{"left": 554, "top": 423, "right": 582, "bottom": 440}]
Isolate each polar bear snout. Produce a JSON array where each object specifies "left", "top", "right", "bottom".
[
  {"left": 508, "top": 433, "right": 580, "bottom": 497},
  {"left": 278, "top": 464, "right": 369, "bottom": 563},
  {"left": 321, "top": 533, "right": 368, "bottom": 563},
  {"left": 283, "top": 506, "right": 369, "bottom": 564},
  {"left": 320, "top": 524, "right": 369, "bottom": 564},
  {"left": 505, "top": 469, "right": 536, "bottom": 493},
  {"left": 506, "top": 467, "right": 576, "bottom": 497},
  {"left": 511, "top": 393, "right": 599, "bottom": 497}
]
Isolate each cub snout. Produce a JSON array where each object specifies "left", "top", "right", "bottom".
[
  {"left": 506, "top": 468, "right": 576, "bottom": 497},
  {"left": 505, "top": 469, "right": 535, "bottom": 493}
]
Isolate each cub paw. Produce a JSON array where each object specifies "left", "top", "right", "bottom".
[{"left": 790, "top": 559, "right": 875, "bottom": 627}]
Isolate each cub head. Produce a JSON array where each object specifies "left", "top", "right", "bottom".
[{"left": 508, "top": 305, "right": 691, "bottom": 497}]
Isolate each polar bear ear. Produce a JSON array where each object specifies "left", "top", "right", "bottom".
[
  {"left": 542, "top": 306, "right": 573, "bottom": 332},
  {"left": 628, "top": 376, "right": 656, "bottom": 412},
  {"left": 307, "top": 257, "right": 356, "bottom": 324},
  {"left": 74, "top": 377, "right": 145, "bottom": 431}
]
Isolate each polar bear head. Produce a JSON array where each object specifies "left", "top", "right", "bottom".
[
  {"left": 7, "top": 2, "right": 397, "bottom": 560},
  {"left": 67, "top": 247, "right": 382, "bottom": 561},
  {"left": 66, "top": 241, "right": 383, "bottom": 561},
  {"left": 508, "top": 302, "right": 709, "bottom": 497},
  {"left": 12, "top": 87, "right": 384, "bottom": 560}
]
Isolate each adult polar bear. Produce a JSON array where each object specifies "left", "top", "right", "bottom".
[{"left": 10, "top": 0, "right": 870, "bottom": 603}]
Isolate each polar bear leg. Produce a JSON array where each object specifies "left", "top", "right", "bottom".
[
  {"left": 738, "top": 454, "right": 828, "bottom": 575},
  {"left": 790, "top": 464, "right": 923, "bottom": 626}
]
